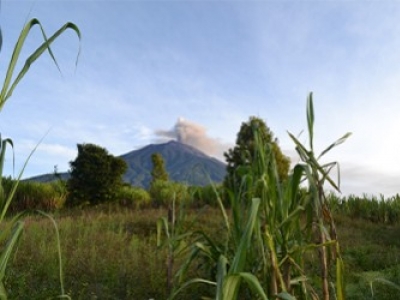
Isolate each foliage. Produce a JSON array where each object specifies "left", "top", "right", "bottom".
[
  {"left": 2, "top": 177, "right": 66, "bottom": 213},
  {"left": 188, "top": 184, "right": 225, "bottom": 207},
  {"left": 157, "top": 197, "right": 193, "bottom": 295},
  {"left": 151, "top": 153, "right": 169, "bottom": 185},
  {"left": 327, "top": 193, "right": 400, "bottom": 225},
  {"left": 223, "top": 116, "right": 290, "bottom": 193},
  {"left": 67, "top": 143, "right": 127, "bottom": 206},
  {"left": 117, "top": 185, "right": 151, "bottom": 209},
  {"left": 6, "top": 208, "right": 220, "bottom": 299},
  {"left": 3, "top": 205, "right": 400, "bottom": 299},
  {"left": 149, "top": 180, "right": 188, "bottom": 207},
  {"left": 287, "top": 92, "right": 351, "bottom": 300},
  {"left": 168, "top": 93, "right": 350, "bottom": 300},
  {"left": 0, "top": 10, "right": 80, "bottom": 299}
]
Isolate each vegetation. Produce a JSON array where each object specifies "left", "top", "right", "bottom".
[
  {"left": 158, "top": 93, "right": 348, "bottom": 300},
  {"left": 0, "top": 20, "right": 396, "bottom": 297},
  {"left": 3, "top": 91, "right": 400, "bottom": 299},
  {"left": 67, "top": 143, "right": 127, "bottom": 206},
  {"left": 3, "top": 178, "right": 66, "bottom": 213},
  {"left": 0, "top": 205, "right": 399, "bottom": 300},
  {"left": 223, "top": 116, "right": 290, "bottom": 192},
  {"left": 0, "top": 10, "right": 80, "bottom": 299},
  {"left": 117, "top": 185, "right": 151, "bottom": 209},
  {"left": 150, "top": 180, "right": 188, "bottom": 207},
  {"left": 151, "top": 153, "right": 169, "bottom": 184},
  {"left": 189, "top": 184, "right": 225, "bottom": 207}
]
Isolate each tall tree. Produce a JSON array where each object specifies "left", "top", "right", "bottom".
[
  {"left": 150, "top": 153, "right": 169, "bottom": 185},
  {"left": 67, "top": 143, "right": 127, "bottom": 206},
  {"left": 224, "top": 116, "right": 290, "bottom": 191}
]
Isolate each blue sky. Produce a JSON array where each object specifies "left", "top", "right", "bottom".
[{"left": 1, "top": 0, "right": 400, "bottom": 197}]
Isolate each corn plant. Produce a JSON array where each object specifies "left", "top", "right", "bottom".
[
  {"left": 157, "top": 194, "right": 211, "bottom": 296},
  {"left": 0, "top": 12, "right": 80, "bottom": 299},
  {"left": 169, "top": 93, "right": 350, "bottom": 300},
  {"left": 287, "top": 92, "right": 351, "bottom": 300}
]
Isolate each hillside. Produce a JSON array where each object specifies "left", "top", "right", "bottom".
[{"left": 26, "top": 141, "right": 227, "bottom": 188}]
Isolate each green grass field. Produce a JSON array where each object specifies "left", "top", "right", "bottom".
[{"left": 2, "top": 204, "right": 399, "bottom": 300}]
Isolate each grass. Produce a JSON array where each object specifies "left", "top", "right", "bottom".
[
  {"left": 5, "top": 206, "right": 223, "bottom": 299},
  {"left": 1, "top": 205, "right": 400, "bottom": 299},
  {"left": 0, "top": 14, "right": 80, "bottom": 299}
]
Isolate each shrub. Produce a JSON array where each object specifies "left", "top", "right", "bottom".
[
  {"left": 117, "top": 185, "right": 151, "bottom": 209},
  {"left": 2, "top": 178, "right": 67, "bottom": 214},
  {"left": 149, "top": 180, "right": 188, "bottom": 207}
]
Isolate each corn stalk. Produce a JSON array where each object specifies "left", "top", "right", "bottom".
[
  {"left": 288, "top": 92, "right": 351, "bottom": 300},
  {"left": 170, "top": 92, "right": 350, "bottom": 300}
]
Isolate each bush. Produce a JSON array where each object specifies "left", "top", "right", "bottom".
[
  {"left": 2, "top": 177, "right": 67, "bottom": 214},
  {"left": 149, "top": 180, "right": 188, "bottom": 207},
  {"left": 117, "top": 185, "right": 151, "bottom": 209}
]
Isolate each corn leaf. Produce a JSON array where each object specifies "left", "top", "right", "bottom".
[
  {"left": 0, "top": 19, "right": 81, "bottom": 109},
  {"left": 306, "top": 92, "right": 314, "bottom": 150},
  {"left": 230, "top": 198, "right": 260, "bottom": 273},
  {"left": 318, "top": 132, "right": 352, "bottom": 160}
]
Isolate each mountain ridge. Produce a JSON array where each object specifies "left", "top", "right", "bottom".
[{"left": 25, "top": 140, "right": 227, "bottom": 188}]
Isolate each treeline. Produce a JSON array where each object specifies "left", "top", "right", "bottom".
[
  {"left": 3, "top": 177, "right": 223, "bottom": 213},
  {"left": 5, "top": 176, "right": 400, "bottom": 225},
  {"left": 328, "top": 193, "right": 400, "bottom": 224}
]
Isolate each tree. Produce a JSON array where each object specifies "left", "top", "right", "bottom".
[
  {"left": 223, "top": 116, "right": 290, "bottom": 191},
  {"left": 67, "top": 143, "right": 127, "bottom": 206},
  {"left": 150, "top": 153, "right": 169, "bottom": 184}
]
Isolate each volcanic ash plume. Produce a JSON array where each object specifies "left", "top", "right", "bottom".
[{"left": 155, "top": 118, "right": 226, "bottom": 158}]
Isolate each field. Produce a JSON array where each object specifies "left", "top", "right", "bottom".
[
  {"left": 3, "top": 201, "right": 400, "bottom": 300},
  {"left": 3, "top": 10, "right": 398, "bottom": 300}
]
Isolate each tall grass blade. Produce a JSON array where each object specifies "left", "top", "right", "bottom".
[
  {"left": 234, "top": 273, "right": 269, "bottom": 300},
  {"left": 169, "top": 278, "right": 216, "bottom": 300},
  {"left": 35, "top": 211, "right": 68, "bottom": 298},
  {"left": 0, "top": 220, "right": 24, "bottom": 300},
  {"left": 0, "top": 132, "right": 46, "bottom": 221},
  {"left": 307, "top": 92, "right": 314, "bottom": 150}
]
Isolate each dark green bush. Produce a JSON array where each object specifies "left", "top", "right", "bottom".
[{"left": 67, "top": 143, "right": 127, "bottom": 206}]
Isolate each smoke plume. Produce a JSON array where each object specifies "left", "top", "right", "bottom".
[{"left": 155, "top": 118, "right": 229, "bottom": 159}]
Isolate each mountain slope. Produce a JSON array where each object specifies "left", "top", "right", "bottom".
[
  {"left": 26, "top": 141, "right": 227, "bottom": 188},
  {"left": 121, "top": 140, "right": 226, "bottom": 187}
]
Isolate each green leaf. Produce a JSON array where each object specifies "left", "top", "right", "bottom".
[
  {"left": 336, "top": 256, "right": 345, "bottom": 300},
  {"left": 168, "top": 278, "right": 216, "bottom": 300},
  {"left": 222, "top": 275, "right": 241, "bottom": 300},
  {"left": 216, "top": 255, "right": 228, "bottom": 300},
  {"left": 1, "top": 19, "right": 81, "bottom": 109},
  {"left": 306, "top": 92, "right": 314, "bottom": 150},
  {"left": 276, "top": 292, "right": 297, "bottom": 300},
  {"left": 237, "top": 272, "right": 269, "bottom": 300},
  {"left": 0, "top": 221, "right": 24, "bottom": 281},
  {"left": 318, "top": 132, "right": 352, "bottom": 160},
  {"left": 230, "top": 198, "right": 260, "bottom": 273},
  {"left": 156, "top": 217, "right": 170, "bottom": 247}
]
